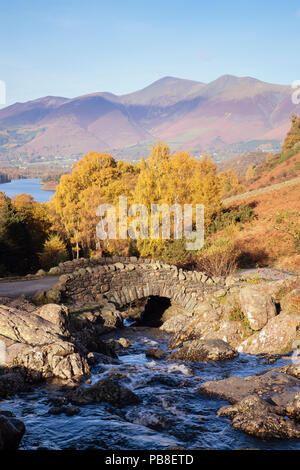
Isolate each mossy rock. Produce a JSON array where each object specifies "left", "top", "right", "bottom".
[
  {"left": 32, "top": 288, "right": 61, "bottom": 305},
  {"left": 48, "top": 266, "right": 61, "bottom": 275},
  {"left": 32, "top": 290, "right": 47, "bottom": 305},
  {"left": 46, "top": 289, "right": 62, "bottom": 304}
]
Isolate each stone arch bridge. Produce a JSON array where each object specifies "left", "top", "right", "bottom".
[{"left": 46, "top": 256, "right": 225, "bottom": 314}]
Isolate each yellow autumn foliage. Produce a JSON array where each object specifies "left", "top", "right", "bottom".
[{"left": 51, "top": 144, "right": 224, "bottom": 260}]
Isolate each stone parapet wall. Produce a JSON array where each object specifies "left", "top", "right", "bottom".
[{"left": 48, "top": 256, "right": 225, "bottom": 314}]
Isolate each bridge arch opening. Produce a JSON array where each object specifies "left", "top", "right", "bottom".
[
  {"left": 121, "top": 296, "right": 172, "bottom": 327},
  {"left": 137, "top": 296, "right": 171, "bottom": 327}
]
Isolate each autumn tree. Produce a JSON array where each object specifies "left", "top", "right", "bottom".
[
  {"left": 219, "top": 169, "right": 245, "bottom": 198},
  {"left": 52, "top": 152, "right": 138, "bottom": 257},
  {"left": 50, "top": 144, "right": 226, "bottom": 263},
  {"left": 133, "top": 145, "right": 222, "bottom": 260},
  {"left": 0, "top": 193, "right": 33, "bottom": 274},
  {"left": 39, "top": 234, "right": 68, "bottom": 270},
  {"left": 13, "top": 193, "right": 51, "bottom": 252},
  {"left": 282, "top": 114, "right": 300, "bottom": 153},
  {"left": 245, "top": 165, "right": 256, "bottom": 182},
  {"left": 265, "top": 153, "right": 273, "bottom": 164}
]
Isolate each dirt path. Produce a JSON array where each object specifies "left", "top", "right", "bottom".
[
  {"left": 223, "top": 176, "right": 300, "bottom": 205},
  {"left": 0, "top": 276, "right": 59, "bottom": 298},
  {"left": 238, "top": 267, "right": 298, "bottom": 281}
]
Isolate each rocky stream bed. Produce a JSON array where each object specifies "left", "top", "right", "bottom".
[{"left": 1, "top": 266, "right": 300, "bottom": 450}]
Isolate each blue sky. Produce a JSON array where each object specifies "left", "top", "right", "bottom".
[{"left": 0, "top": 0, "right": 300, "bottom": 105}]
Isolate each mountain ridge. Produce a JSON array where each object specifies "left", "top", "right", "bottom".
[{"left": 0, "top": 75, "right": 299, "bottom": 165}]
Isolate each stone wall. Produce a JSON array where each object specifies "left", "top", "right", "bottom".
[{"left": 48, "top": 256, "right": 225, "bottom": 314}]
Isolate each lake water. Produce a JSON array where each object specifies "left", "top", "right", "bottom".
[{"left": 0, "top": 178, "right": 55, "bottom": 203}]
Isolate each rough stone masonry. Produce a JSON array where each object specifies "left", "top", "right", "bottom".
[{"left": 45, "top": 255, "right": 224, "bottom": 313}]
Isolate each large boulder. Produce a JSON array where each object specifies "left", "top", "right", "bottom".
[
  {"left": 160, "top": 314, "right": 189, "bottom": 334},
  {"left": 146, "top": 348, "right": 166, "bottom": 359},
  {"left": 166, "top": 312, "right": 221, "bottom": 349},
  {"left": 0, "top": 304, "right": 64, "bottom": 345},
  {"left": 205, "top": 319, "right": 250, "bottom": 348},
  {"left": 0, "top": 305, "right": 89, "bottom": 380},
  {"left": 0, "top": 410, "right": 25, "bottom": 449},
  {"left": 35, "top": 304, "right": 69, "bottom": 333},
  {"left": 6, "top": 342, "right": 89, "bottom": 380},
  {"left": 239, "top": 284, "right": 277, "bottom": 330},
  {"left": 200, "top": 368, "right": 300, "bottom": 440},
  {"left": 237, "top": 311, "right": 300, "bottom": 354},
  {"left": 193, "top": 300, "right": 221, "bottom": 322},
  {"left": 161, "top": 302, "right": 188, "bottom": 323},
  {"left": 168, "top": 339, "right": 238, "bottom": 363},
  {"left": 68, "top": 378, "right": 141, "bottom": 407}
]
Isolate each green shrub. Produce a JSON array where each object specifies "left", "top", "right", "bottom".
[
  {"left": 229, "top": 305, "right": 254, "bottom": 333},
  {"left": 274, "top": 211, "right": 300, "bottom": 253},
  {"left": 295, "top": 162, "right": 300, "bottom": 171},
  {"left": 209, "top": 205, "right": 255, "bottom": 234},
  {"left": 269, "top": 148, "right": 298, "bottom": 169}
]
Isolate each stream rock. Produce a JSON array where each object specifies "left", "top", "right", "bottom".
[
  {"left": 125, "top": 408, "right": 171, "bottom": 431},
  {"left": 68, "top": 377, "right": 141, "bottom": 407},
  {"left": 6, "top": 341, "right": 89, "bottom": 380},
  {"left": 100, "top": 310, "right": 123, "bottom": 328},
  {"left": 161, "top": 303, "right": 188, "bottom": 323},
  {"left": 0, "top": 294, "right": 129, "bottom": 386},
  {"left": 200, "top": 368, "right": 300, "bottom": 439},
  {"left": 146, "top": 348, "right": 166, "bottom": 359},
  {"left": 48, "top": 405, "right": 80, "bottom": 416},
  {"left": 237, "top": 311, "right": 300, "bottom": 355},
  {"left": 160, "top": 314, "right": 189, "bottom": 334},
  {"left": 117, "top": 338, "right": 131, "bottom": 348},
  {"left": 199, "top": 369, "right": 300, "bottom": 406},
  {"left": 205, "top": 320, "right": 250, "bottom": 348},
  {"left": 0, "top": 410, "right": 25, "bottom": 449},
  {"left": 168, "top": 339, "right": 238, "bottom": 363},
  {"left": 239, "top": 284, "right": 277, "bottom": 330},
  {"left": 218, "top": 395, "right": 300, "bottom": 439},
  {"left": 0, "top": 370, "right": 29, "bottom": 398}
]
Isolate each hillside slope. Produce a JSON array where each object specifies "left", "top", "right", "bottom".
[
  {"left": 237, "top": 116, "right": 300, "bottom": 190},
  {"left": 224, "top": 181, "right": 300, "bottom": 273}
]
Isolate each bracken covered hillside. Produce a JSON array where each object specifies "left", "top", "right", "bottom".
[
  {"left": 245, "top": 116, "right": 300, "bottom": 190},
  {"left": 224, "top": 181, "right": 300, "bottom": 273}
]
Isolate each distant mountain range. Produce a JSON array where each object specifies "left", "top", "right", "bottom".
[{"left": 0, "top": 75, "right": 299, "bottom": 165}]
